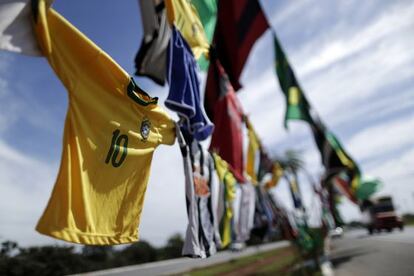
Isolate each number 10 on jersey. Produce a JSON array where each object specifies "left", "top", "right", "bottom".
[{"left": 105, "top": 129, "right": 128, "bottom": 167}]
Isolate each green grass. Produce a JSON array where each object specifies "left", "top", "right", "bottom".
[
  {"left": 405, "top": 221, "right": 414, "bottom": 226},
  {"left": 181, "top": 246, "right": 299, "bottom": 276},
  {"left": 403, "top": 214, "right": 414, "bottom": 226},
  {"left": 255, "top": 251, "right": 299, "bottom": 275}
]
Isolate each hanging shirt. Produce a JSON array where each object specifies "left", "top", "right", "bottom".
[
  {"left": 288, "top": 175, "right": 303, "bottom": 210},
  {"left": 33, "top": 1, "right": 175, "bottom": 245},
  {"left": 208, "top": 60, "right": 245, "bottom": 183},
  {"left": 257, "top": 186, "right": 274, "bottom": 230},
  {"left": 0, "top": 0, "right": 44, "bottom": 55},
  {"left": 251, "top": 186, "right": 269, "bottom": 240},
  {"left": 213, "top": 0, "right": 269, "bottom": 90},
  {"left": 231, "top": 184, "right": 242, "bottom": 244},
  {"left": 165, "top": 0, "right": 209, "bottom": 59},
  {"left": 166, "top": 26, "right": 213, "bottom": 141},
  {"left": 177, "top": 129, "right": 217, "bottom": 258},
  {"left": 212, "top": 153, "right": 237, "bottom": 248},
  {"left": 245, "top": 118, "right": 261, "bottom": 184},
  {"left": 209, "top": 152, "right": 223, "bottom": 249},
  {"left": 263, "top": 190, "right": 280, "bottom": 236},
  {"left": 135, "top": 0, "right": 171, "bottom": 85},
  {"left": 236, "top": 182, "right": 256, "bottom": 242}
]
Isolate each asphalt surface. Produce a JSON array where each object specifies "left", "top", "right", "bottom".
[
  {"left": 77, "top": 227, "right": 414, "bottom": 276},
  {"left": 330, "top": 226, "right": 414, "bottom": 276},
  {"left": 78, "top": 240, "right": 290, "bottom": 276}
]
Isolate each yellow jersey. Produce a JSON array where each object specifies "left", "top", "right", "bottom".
[
  {"left": 33, "top": 0, "right": 175, "bottom": 245},
  {"left": 165, "top": 0, "right": 209, "bottom": 59},
  {"left": 212, "top": 153, "right": 236, "bottom": 247},
  {"left": 245, "top": 119, "right": 260, "bottom": 185}
]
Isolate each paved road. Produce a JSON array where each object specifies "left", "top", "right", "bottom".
[
  {"left": 78, "top": 240, "right": 290, "bottom": 276},
  {"left": 331, "top": 226, "right": 414, "bottom": 276}
]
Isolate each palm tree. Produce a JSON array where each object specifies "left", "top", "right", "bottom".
[
  {"left": 278, "top": 149, "right": 304, "bottom": 174},
  {"left": 276, "top": 150, "right": 306, "bottom": 212}
]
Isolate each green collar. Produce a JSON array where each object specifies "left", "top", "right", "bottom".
[{"left": 127, "top": 78, "right": 158, "bottom": 106}]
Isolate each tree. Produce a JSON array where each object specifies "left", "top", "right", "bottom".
[
  {"left": 82, "top": 245, "right": 114, "bottom": 270},
  {"left": 114, "top": 240, "right": 157, "bottom": 266},
  {"left": 159, "top": 233, "right": 184, "bottom": 260},
  {"left": 1, "top": 241, "right": 18, "bottom": 257},
  {"left": 277, "top": 149, "right": 306, "bottom": 211},
  {"left": 1, "top": 245, "right": 88, "bottom": 276},
  {"left": 278, "top": 149, "right": 304, "bottom": 175}
]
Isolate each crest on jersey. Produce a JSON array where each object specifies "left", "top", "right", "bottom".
[{"left": 140, "top": 118, "right": 151, "bottom": 142}]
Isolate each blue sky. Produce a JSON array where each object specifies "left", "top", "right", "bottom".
[{"left": 0, "top": 0, "right": 414, "bottom": 247}]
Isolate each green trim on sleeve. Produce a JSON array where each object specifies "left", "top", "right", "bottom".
[{"left": 127, "top": 78, "right": 158, "bottom": 106}]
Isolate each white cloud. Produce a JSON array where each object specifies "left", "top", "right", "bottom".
[
  {"left": 296, "top": 1, "right": 414, "bottom": 75},
  {"left": 0, "top": 140, "right": 58, "bottom": 245},
  {"left": 347, "top": 115, "right": 414, "bottom": 162},
  {"left": 138, "top": 143, "right": 187, "bottom": 246},
  {"left": 363, "top": 147, "right": 414, "bottom": 214},
  {"left": 239, "top": 0, "right": 414, "bottom": 222}
]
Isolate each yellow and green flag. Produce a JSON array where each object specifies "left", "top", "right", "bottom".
[
  {"left": 273, "top": 31, "right": 362, "bottom": 202},
  {"left": 311, "top": 118, "right": 361, "bottom": 202},
  {"left": 273, "top": 33, "right": 312, "bottom": 128},
  {"left": 192, "top": 0, "right": 217, "bottom": 70},
  {"left": 165, "top": 0, "right": 209, "bottom": 59}
]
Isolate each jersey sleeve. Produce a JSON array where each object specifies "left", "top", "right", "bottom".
[
  {"left": 155, "top": 109, "right": 176, "bottom": 146},
  {"left": 32, "top": 0, "right": 128, "bottom": 93}
]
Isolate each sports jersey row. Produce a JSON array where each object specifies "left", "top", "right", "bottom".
[{"left": 0, "top": 0, "right": 288, "bottom": 253}]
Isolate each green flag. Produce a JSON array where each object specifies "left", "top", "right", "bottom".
[
  {"left": 312, "top": 118, "right": 362, "bottom": 202},
  {"left": 296, "top": 223, "right": 314, "bottom": 253},
  {"left": 192, "top": 0, "right": 217, "bottom": 71},
  {"left": 327, "top": 185, "right": 345, "bottom": 227},
  {"left": 273, "top": 32, "right": 362, "bottom": 202},
  {"left": 273, "top": 33, "right": 312, "bottom": 127},
  {"left": 356, "top": 178, "right": 382, "bottom": 200}
]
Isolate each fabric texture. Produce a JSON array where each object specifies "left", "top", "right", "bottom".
[
  {"left": 230, "top": 184, "right": 242, "bottom": 244},
  {"left": 212, "top": 153, "right": 237, "bottom": 248},
  {"left": 0, "top": 0, "right": 43, "bottom": 55},
  {"left": 135, "top": 0, "right": 171, "bottom": 85},
  {"left": 257, "top": 150, "right": 273, "bottom": 182},
  {"left": 209, "top": 152, "right": 223, "bottom": 249},
  {"left": 192, "top": 0, "right": 217, "bottom": 70},
  {"left": 165, "top": 0, "right": 209, "bottom": 59},
  {"left": 310, "top": 118, "right": 361, "bottom": 203},
  {"left": 33, "top": 1, "right": 175, "bottom": 245},
  {"left": 287, "top": 174, "right": 303, "bottom": 209},
  {"left": 177, "top": 129, "right": 203, "bottom": 257},
  {"left": 245, "top": 118, "right": 260, "bottom": 184},
  {"left": 251, "top": 186, "right": 273, "bottom": 240},
  {"left": 273, "top": 32, "right": 312, "bottom": 128},
  {"left": 166, "top": 27, "right": 213, "bottom": 141},
  {"left": 213, "top": 0, "right": 269, "bottom": 90},
  {"left": 264, "top": 162, "right": 283, "bottom": 190},
  {"left": 236, "top": 182, "right": 256, "bottom": 242},
  {"left": 178, "top": 129, "right": 218, "bottom": 258},
  {"left": 356, "top": 178, "right": 382, "bottom": 201},
  {"left": 207, "top": 60, "right": 245, "bottom": 183},
  {"left": 273, "top": 32, "right": 361, "bottom": 202}
]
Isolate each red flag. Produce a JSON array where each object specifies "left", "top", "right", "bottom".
[
  {"left": 208, "top": 60, "right": 246, "bottom": 183},
  {"left": 214, "top": 0, "right": 269, "bottom": 91}
]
